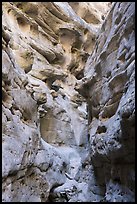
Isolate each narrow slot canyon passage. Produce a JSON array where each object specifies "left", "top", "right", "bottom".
[{"left": 2, "top": 2, "right": 135, "bottom": 202}]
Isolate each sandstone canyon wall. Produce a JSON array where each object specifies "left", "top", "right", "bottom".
[{"left": 2, "top": 2, "right": 135, "bottom": 202}]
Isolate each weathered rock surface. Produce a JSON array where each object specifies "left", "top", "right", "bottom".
[
  {"left": 77, "top": 2, "right": 135, "bottom": 202},
  {"left": 2, "top": 2, "right": 134, "bottom": 202}
]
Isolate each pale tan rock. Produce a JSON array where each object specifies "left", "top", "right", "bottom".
[{"left": 2, "top": 1, "right": 134, "bottom": 203}]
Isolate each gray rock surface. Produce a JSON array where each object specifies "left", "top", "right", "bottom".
[
  {"left": 2, "top": 2, "right": 135, "bottom": 202},
  {"left": 77, "top": 2, "right": 135, "bottom": 202}
]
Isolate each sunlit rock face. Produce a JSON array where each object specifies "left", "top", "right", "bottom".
[{"left": 2, "top": 2, "right": 135, "bottom": 202}]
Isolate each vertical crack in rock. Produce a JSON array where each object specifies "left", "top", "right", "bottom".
[{"left": 2, "top": 2, "right": 135, "bottom": 202}]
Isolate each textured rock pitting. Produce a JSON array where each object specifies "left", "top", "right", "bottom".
[
  {"left": 2, "top": 2, "right": 135, "bottom": 202},
  {"left": 77, "top": 2, "right": 135, "bottom": 202}
]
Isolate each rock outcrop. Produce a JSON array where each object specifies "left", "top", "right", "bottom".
[
  {"left": 76, "top": 2, "right": 135, "bottom": 202},
  {"left": 2, "top": 2, "right": 135, "bottom": 202}
]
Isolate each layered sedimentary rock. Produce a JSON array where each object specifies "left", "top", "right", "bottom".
[{"left": 2, "top": 2, "right": 135, "bottom": 202}]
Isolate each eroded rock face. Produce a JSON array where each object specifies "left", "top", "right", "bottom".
[
  {"left": 77, "top": 2, "right": 135, "bottom": 202},
  {"left": 2, "top": 2, "right": 135, "bottom": 202}
]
